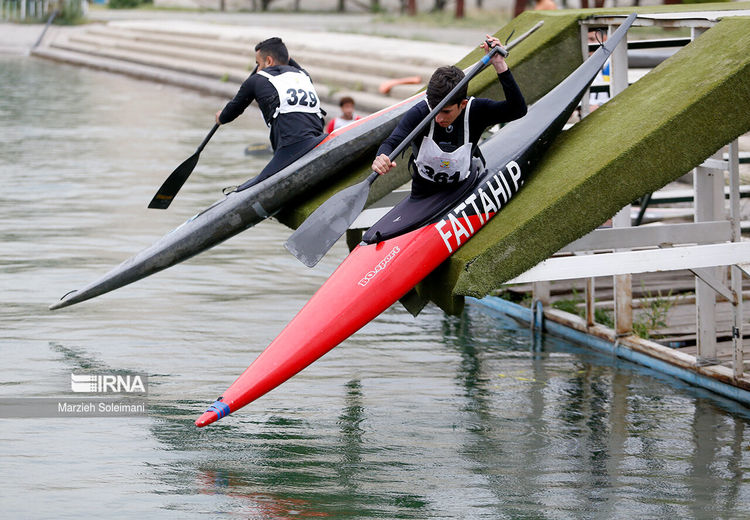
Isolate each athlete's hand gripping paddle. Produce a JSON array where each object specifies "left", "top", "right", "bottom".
[{"left": 285, "top": 43, "right": 513, "bottom": 267}]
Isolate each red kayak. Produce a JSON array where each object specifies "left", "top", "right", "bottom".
[{"left": 196, "top": 14, "right": 637, "bottom": 427}]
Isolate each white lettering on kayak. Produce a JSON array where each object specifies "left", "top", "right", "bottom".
[
  {"left": 498, "top": 169, "right": 513, "bottom": 201},
  {"left": 464, "top": 193, "right": 484, "bottom": 225},
  {"left": 478, "top": 188, "right": 497, "bottom": 216},
  {"left": 448, "top": 212, "right": 470, "bottom": 244},
  {"left": 508, "top": 161, "right": 522, "bottom": 191},
  {"left": 435, "top": 160, "right": 524, "bottom": 253},
  {"left": 359, "top": 246, "right": 401, "bottom": 286},
  {"left": 487, "top": 173, "right": 507, "bottom": 206},
  {"left": 454, "top": 202, "right": 475, "bottom": 234}
]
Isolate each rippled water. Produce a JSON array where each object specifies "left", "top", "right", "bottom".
[{"left": 2, "top": 56, "right": 750, "bottom": 519}]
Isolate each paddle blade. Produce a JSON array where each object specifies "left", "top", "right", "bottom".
[
  {"left": 285, "top": 179, "right": 371, "bottom": 267},
  {"left": 148, "top": 152, "right": 200, "bottom": 209}
]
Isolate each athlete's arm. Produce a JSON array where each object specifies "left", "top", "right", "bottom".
[
  {"left": 371, "top": 103, "right": 429, "bottom": 175},
  {"left": 217, "top": 74, "right": 259, "bottom": 125},
  {"left": 481, "top": 35, "right": 508, "bottom": 74},
  {"left": 469, "top": 71, "right": 527, "bottom": 136},
  {"left": 373, "top": 102, "right": 429, "bottom": 170}
]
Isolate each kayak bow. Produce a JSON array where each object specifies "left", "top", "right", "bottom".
[{"left": 196, "top": 14, "right": 637, "bottom": 427}]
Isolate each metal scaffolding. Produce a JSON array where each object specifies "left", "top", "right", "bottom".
[{"left": 522, "top": 13, "right": 748, "bottom": 383}]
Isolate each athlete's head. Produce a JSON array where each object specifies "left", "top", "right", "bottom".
[
  {"left": 255, "top": 37, "right": 289, "bottom": 70},
  {"left": 427, "top": 66, "right": 469, "bottom": 128},
  {"left": 339, "top": 96, "right": 355, "bottom": 119}
]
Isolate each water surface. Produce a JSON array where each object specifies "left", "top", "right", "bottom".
[{"left": 1, "top": 56, "right": 749, "bottom": 519}]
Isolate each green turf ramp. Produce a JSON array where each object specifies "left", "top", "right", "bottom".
[{"left": 423, "top": 16, "right": 750, "bottom": 314}]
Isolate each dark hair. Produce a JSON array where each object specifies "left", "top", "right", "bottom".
[
  {"left": 426, "top": 66, "right": 466, "bottom": 109},
  {"left": 255, "top": 37, "right": 289, "bottom": 65},
  {"left": 339, "top": 96, "right": 355, "bottom": 107}
]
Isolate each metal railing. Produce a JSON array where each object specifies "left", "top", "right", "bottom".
[
  {"left": 1, "top": 0, "right": 84, "bottom": 23},
  {"left": 2, "top": 0, "right": 51, "bottom": 21}
]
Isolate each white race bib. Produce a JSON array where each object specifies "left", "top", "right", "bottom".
[
  {"left": 414, "top": 98, "right": 475, "bottom": 184},
  {"left": 257, "top": 70, "right": 322, "bottom": 123}
]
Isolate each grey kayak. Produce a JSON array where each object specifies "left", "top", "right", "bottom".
[{"left": 49, "top": 94, "right": 423, "bottom": 311}]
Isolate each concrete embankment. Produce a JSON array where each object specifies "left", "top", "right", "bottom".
[
  {"left": 0, "top": 23, "right": 43, "bottom": 54},
  {"left": 25, "top": 14, "right": 472, "bottom": 113}
]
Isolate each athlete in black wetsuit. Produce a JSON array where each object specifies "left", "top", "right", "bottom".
[
  {"left": 366, "top": 34, "right": 526, "bottom": 242},
  {"left": 216, "top": 37, "right": 325, "bottom": 191}
]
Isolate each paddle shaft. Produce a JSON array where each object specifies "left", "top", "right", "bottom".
[
  {"left": 197, "top": 123, "right": 219, "bottom": 155},
  {"left": 192, "top": 65, "right": 257, "bottom": 155},
  {"left": 148, "top": 64, "right": 261, "bottom": 209}
]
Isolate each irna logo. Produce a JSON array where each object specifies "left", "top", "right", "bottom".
[{"left": 71, "top": 373, "right": 147, "bottom": 394}]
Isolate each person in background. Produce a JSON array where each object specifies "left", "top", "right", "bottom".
[
  {"left": 534, "top": 0, "right": 557, "bottom": 10},
  {"left": 325, "top": 96, "right": 362, "bottom": 133},
  {"left": 216, "top": 37, "right": 325, "bottom": 191}
]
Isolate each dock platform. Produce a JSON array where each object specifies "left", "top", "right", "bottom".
[{"left": 501, "top": 270, "right": 750, "bottom": 375}]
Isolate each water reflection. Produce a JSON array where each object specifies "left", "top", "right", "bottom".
[
  {"left": 337, "top": 379, "right": 365, "bottom": 489},
  {"left": 442, "top": 306, "right": 750, "bottom": 518}
]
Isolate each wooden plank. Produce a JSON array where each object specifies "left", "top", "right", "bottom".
[
  {"left": 642, "top": 184, "right": 750, "bottom": 205},
  {"left": 690, "top": 267, "right": 736, "bottom": 303},
  {"left": 559, "top": 221, "right": 732, "bottom": 253},
  {"left": 508, "top": 242, "right": 750, "bottom": 284}
]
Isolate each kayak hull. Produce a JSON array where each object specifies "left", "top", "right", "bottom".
[
  {"left": 195, "top": 223, "right": 457, "bottom": 427},
  {"left": 49, "top": 93, "right": 424, "bottom": 311},
  {"left": 196, "top": 14, "right": 637, "bottom": 427}
]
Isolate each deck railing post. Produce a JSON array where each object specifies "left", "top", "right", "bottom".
[
  {"left": 609, "top": 24, "right": 628, "bottom": 96},
  {"left": 580, "top": 23, "right": 592, "bottom": 119},
  {"left": 728, "top": 140, "right": 744, "bottom": 379},
  {"left": 693, "top": 150, "right": 723, "bottom": 365},
  {"left": 613, "top": 206, "right": 633, "bottom": 335},
  {"left": 585, "top": 276, "right": 595, "bottom": 327},
  {"left": 532, "top": 281, "right": 550, "bottom": 307},
  {"left": 610, "top": 28, "right": 631, "bottom": 336}
]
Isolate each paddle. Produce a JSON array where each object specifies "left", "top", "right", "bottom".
[
  {"left": 149, "top": 64, "right": 261, "bottom": 209},
  {"left": 148, "top": 123, "right": 220, "bottom": 209},
  {"left": 284, "top": 43, "right": 509, "bottom": 268}
]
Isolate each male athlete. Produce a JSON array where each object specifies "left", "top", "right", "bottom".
[
  {"left": 365, "top": 35, "right": 527, "bottom": 241},
  {"left": 216, "top": 37, "right": 325, "bottom": 191}
]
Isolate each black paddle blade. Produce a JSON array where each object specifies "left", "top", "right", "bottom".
[
  {"left": 285, "top": 179, "right": 371, "bottom": 267},
  {"left": 148, "top": 152, "right": 200, "bottom": 209}
]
